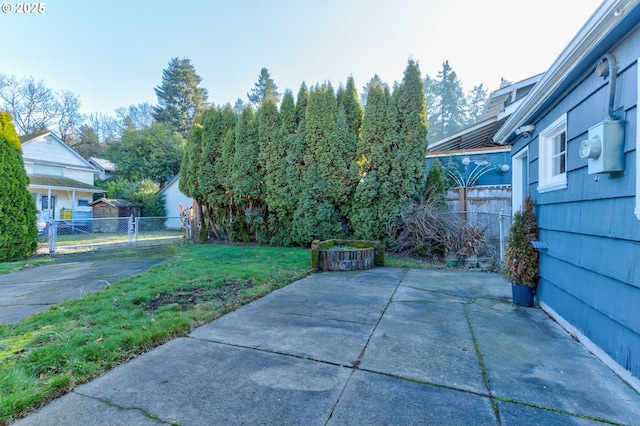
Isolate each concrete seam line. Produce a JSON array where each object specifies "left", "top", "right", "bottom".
[
  {"left": 324, "top": 269, "right": 407, "bottom": 425},
  {"left": 463, "top": 305, "right": 502, "bottom": 426}
]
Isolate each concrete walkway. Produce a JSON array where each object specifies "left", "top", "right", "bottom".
[
  {"left": 14, "top": 268, "right": 640, "bottom": 425},
  {"left": 0, "top": 248, "right": 173, "bottom": 324}
]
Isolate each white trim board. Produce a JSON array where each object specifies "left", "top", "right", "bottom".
[{"left": 538, "top": 300, "right": 640, "bottom": 393}]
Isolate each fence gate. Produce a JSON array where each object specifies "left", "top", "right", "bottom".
[{"left": 37, "top": 216, "right": 188, "bottom": 255}]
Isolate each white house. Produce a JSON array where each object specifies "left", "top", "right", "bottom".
[
  {"left": 88, "top": 157, "right": 117, "bottom": 180},
  {"left": 21, "top": 132, "right": 105, "bottom": 221},
  {"left": 158, "top": 173, "right": 193, "bottom": 225}
]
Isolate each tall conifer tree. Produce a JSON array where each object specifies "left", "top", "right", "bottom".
[
  {"left": 0, "top": 112, "right": 37, "bottom": 261},
  {"left": 154, "top": 57, "right": 208, "bottom": 138},
  {"left": 351, "top": 79, "right": 388, "bottom": 240},
  {"left": 231, "top": 107, "right": 264, "bottom": 242},
  {"left": 247, "top": 67, "right": 280, "bottom": 107},
  {"left": 292, "top": 84, "right": 345, "bottom": 244}
]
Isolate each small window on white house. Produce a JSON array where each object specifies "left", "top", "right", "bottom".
[
  {"left": 78, "top": 199, "right": 89, "bottom": 207},
  {"left": 538, "top": 114, "right": 567, "bottom": 192},
  {"left": 33, "top": 163, "right": 64, "bottom": 176}
]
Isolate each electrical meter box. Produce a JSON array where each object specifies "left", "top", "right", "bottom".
[{"left": 579, "top": 119, "right": 625, "bottom": 174}]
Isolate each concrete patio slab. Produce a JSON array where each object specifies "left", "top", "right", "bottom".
[{"left": 13, "top": 267, "right": 640, "bottom": 425}]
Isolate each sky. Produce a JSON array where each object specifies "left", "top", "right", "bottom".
[{"left": 0, "top": 0, "right": 604, "bottom": 118}]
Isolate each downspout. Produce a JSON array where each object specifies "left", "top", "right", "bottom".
[{"left": 595, "top": 53, "right": 617, "bottom": 119}]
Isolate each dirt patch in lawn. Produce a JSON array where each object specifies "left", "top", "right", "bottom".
[{"left": 143, "top": 279, "right": 252, "bottom": 311}]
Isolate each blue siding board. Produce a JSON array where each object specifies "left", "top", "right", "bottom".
[
  {"left": 510, "top": 18, "right": 640, "bottom": 380},
  {"left": 538, "top": 227, "right": 640, "bottom": 285},
  {"left": 538, "top": 276, "right": 640, "bottom": 377}
]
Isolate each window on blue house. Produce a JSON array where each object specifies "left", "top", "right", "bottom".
[{"left": 538, "top": 114, "right": 567, "bottom": 192}]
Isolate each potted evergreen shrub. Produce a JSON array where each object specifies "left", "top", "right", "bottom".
[{"left": 501, "top": 195, "right": 539, "bottom": 306}]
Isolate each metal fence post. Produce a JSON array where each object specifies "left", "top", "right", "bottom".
[
  {"left": 499, "top": 209, "right": 505, "bottom": 265},
  {"left": 48, "top": 220, "right": 57, "bottom": 256},
  {"left": 128, "top": 215, "right": 134, "bottom": 246}
]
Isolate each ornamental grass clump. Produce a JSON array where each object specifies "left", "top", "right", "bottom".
[{"left": 501, "top": 195, "right": 539, "bottom": 290}]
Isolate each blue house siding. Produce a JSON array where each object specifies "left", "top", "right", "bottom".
[{"left": 498, "top": 5, "right": 640, "bottom": 385}]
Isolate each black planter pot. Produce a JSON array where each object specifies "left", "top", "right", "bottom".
[{"left": 512, "top": 283, "right": 534, "bottom": 307}]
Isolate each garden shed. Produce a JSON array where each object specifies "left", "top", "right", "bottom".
[{"left": 89, "top": 198, "right": 142, "bottom": 233}]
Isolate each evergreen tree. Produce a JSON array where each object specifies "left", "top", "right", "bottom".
[
  {"left": 154, "top": 57, "right": 208, "bottom": 138},
  {"left": 499, "top": 77, "right": 513, "bottom": 89},
  {"left": 284, "top": 84, "right": 310, "bottom": 243},
  {"left": 258, "top": 99, "right": 290, "bottom": 243},
  {"left": 396, "top": 58, "right": 428, "bottom": 201},
  {"left": 466, "top": 84, "right": 488, "bottom": 124},
  {"left": 294, "top": 82, "right": 309, "bottom": 126},
  {"left": 0, "top": 112, "right": 37, "bottom": 261},
  {"left": 425, "top": 160, "right": 447, "bottom": 208},
  {"left": 424, "top": 74, "right": 438, "bottom": 142},
  {"left": 279, "top": 90, "right": 296, "bottom": 135},
  {"left": 203, "top": 106, "right": 237, "bottom": 239},
  {"left": 337, "top": 76, "right": 363, "bottom": 139},
  {"left": 352, "top": 60, "right": 427, "bottom": 243},
  {"left": 247, "top": 67, "right": 280, "bottom": 107},
  {"left": 233, "top": 98, "right": 247, "bottom": 115},
  {"left": 431, "top": 60, "right": 467, "bottom": 139},
  {"left": 179, "top": 116, "right": 204, "bottom": 201},
  {"left": 231, "top": 107, "right": 264, "bottom": 242},
  {"left": 351, "top": 79, "right": 388, "bottom": 240},
  {"left": 292, "top": 84, "right": 345, "bottom": 244},
  {"left": 360, "top": 74, "right": 386, "bottom": 108}
]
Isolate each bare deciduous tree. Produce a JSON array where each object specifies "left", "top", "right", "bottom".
[{"left": 0, "top": 74, "right": 85, "bottom": 143}]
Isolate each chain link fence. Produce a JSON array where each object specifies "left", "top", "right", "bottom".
[
  {"left": 448, "top": 210, "right": 512, "bottom": 265},
  {"left": 37, "top": 216, "right": 187, "bottom": 255}
]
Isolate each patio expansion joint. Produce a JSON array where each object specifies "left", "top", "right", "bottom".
[
  {"left": 494, "top": 396, "right": 625, "bottom": 425},
  {"left": 70, "top": 389, "right": 179, "bottom": 425},
  {"left": 463, "top": 305, "right": 502, "bottom": 425},
  {"left": 324, "top": 269, "right": 409, "bottom": 425},
  {"left": 187, "top": 335, "right": 353, "bottom": 369}
]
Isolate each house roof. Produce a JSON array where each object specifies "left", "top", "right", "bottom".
[
  {"left": 157, "top": 174, "right": 180, "bottom": 195},
  {"left": 28, "top": 175, "right": 106, "bottom": 193},
  {"left": 428, "top": 74, "right": 542, "bottom": 153},
  {"left": 89, "top": 198, "right": 143, "bottom": 208},
  {"left": 494, "top": 0, "right": 640, "bottom": 143},
  {"left": 21, "top": 132, "right": 96, "bottom": 171},
  {"left": 89, "top": 157, "right": 117, "bottom": 172}
]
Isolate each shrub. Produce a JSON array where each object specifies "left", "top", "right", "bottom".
[
  {"left": 501, "top": 195, "right": 539, "bottom": 289},
  {"left": 0, "top": 112, "right": 38, "bottom": 261}
]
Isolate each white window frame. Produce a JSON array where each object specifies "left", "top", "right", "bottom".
[
  {"left": 538, "top": 114, "right": 568, "bottom": 192},
  {"left": 512, "top": 147, "right": 529, "bottom": 213},
  {"left": 635, "top": 56, "right": 640, "bottom": 220}
]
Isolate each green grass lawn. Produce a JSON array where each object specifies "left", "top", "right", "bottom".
[
  {"left": 0, "top": 243, "right": 442, "bottom": 424},
  {"left": 0, "top": 243, "right": 312, "bottom": 424},
  {"left": 0, "top": 258, "right": 52, "bottom": 276}
]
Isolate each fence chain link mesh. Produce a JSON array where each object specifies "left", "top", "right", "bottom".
[{"left": 37, "top": 216, "right": 186, "bottom": 255}]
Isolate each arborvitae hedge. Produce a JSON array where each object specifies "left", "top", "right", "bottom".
[
  {"left": 180, "top": 60, "right": 428, "bottom": 248},
  {"left": 0, "top": 112, "right": 38, "bottom": 261}
]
